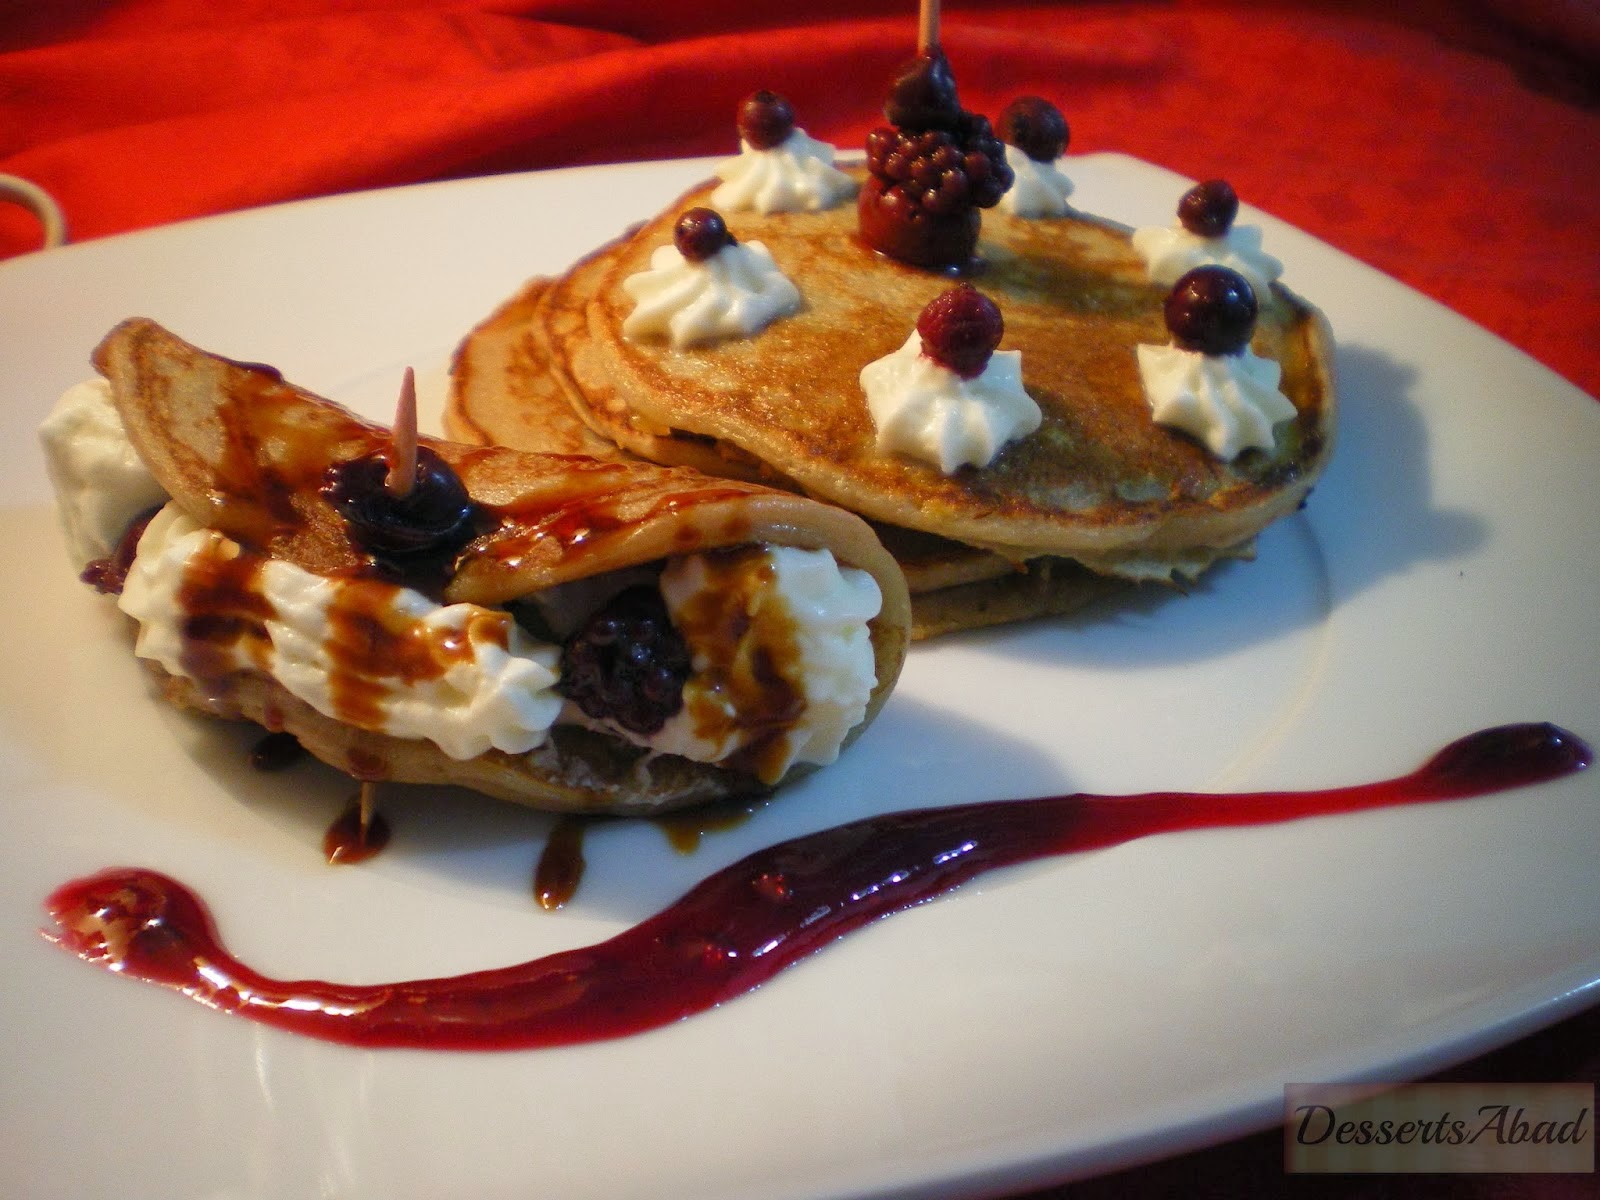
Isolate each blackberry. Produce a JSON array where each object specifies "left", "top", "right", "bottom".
[
  {"left": 860, "top": 46, "right": 1012, "bottom": 269},
  {"left": 737, "top": 90, "right": 794, "bottom": 150},
  {"left": 1164, "top": 265, "right": 1257, "bottom": 356},
  {"left": 559, "top": 586, "right": 691, "bottom": 735},
  {"left": 674, "top": 207, "right": 734, "bottom": 263},
  {"left": 862, "top": 122, "right": 1012, "bottom": 219},
  {"left": 917, "top": 285, "right": 1003, "bottom": 378},
  {"left": 1178, "top": 179, "right": 1238, "bottom": 239},
  {"left": 999, "top": 96, "right": 1069, "bottom": 163}
]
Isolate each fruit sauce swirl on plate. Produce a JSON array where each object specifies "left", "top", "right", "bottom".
[{"left": 43, "top": 723, "right": 1588, "bottom": 1052}]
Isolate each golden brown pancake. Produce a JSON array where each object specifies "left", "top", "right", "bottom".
[
  {"left": 449, "top": 169, "right": 1335, "bottom": 634},
  {"left": 91, "top": 318, "right": 911, "bottom": 815}
]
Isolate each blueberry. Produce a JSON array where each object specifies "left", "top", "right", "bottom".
[
  {"left": 737, "top": 90, "right": 795, "bottom": 150},
  {"left": 1178, "top": 179, "right": 1238, "bottom": 239},
  {"left": 323, "top": 446, "right": 477, "bottom": 558},
  {"left": 674, "top": 208, "right": 734, "bottom": 263},
  {"left": 999, "top": 96, "right": 1069, "bottom": 162},
  {"left": 1164, "top": 265, "right": 1257, "bottom": 356},
  {"left": 885, "top": 48, "right": 962, "bottom": 131}
]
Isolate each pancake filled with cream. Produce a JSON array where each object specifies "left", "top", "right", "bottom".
[
  {"left": 447, "top": 73, "right": 1335, "bottom": 639},
  {"left": 42, "top": 319, "right": 910, "bottom": 815}
]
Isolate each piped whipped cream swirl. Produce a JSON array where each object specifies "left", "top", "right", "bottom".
[
  {"left": 1135, "top": 344, "right": 1296, "bottom": 460},
  {"left": 861, "top": 331, "right": 1041, "bottom": 473},
  {"left": 997, "top": 143, "right": 1074, "bottom": 218},
  {"left": 622, "top": 239, "right": 800, "bottom": 349},
  {"left": 711, "top": 130, "right": 858, "bottom": 214},
  {"left": 1132, "top": 222, "right": 1284, "bottom": 299}
]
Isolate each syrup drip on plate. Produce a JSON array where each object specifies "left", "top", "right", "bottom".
[
  {"left": 534, "top": 816, "right": 587, "bottom": 910},
  {"left": 42, "top": 724, "right": 1589, "bottom": 1052},
  {"left": 533, "top": 798, "right": 768, "bottom": 909},
  {"left": 322, "top": 790, "right": 392, "bottom": 865}
]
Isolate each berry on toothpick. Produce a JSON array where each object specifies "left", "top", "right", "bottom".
[
  {"left": 885, "top": 46, "right": 962, "bottom": 131},
  {"left": 322, "top": 371, "right": 479, "bottom": 564},
  {"left": 1164, "top": 265, "right": 1257, "bottom": 356},
  {"left": 857, "top": 0, "right": 1013, "bottom": 271},
  {"left": 384, "top": 366, "right": 419, "bottom": 498},
  {"left": 917, "top": 284, "right": 1004, "bottom": 378}
]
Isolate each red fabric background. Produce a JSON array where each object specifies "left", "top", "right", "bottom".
[
  {"left": 2, "top": 3, "right": 1596, "bottom": 1194},
  {"left": 2, "top": 1, "right": 1598, "bottom": 395}
]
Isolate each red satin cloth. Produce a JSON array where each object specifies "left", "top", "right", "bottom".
[
  {"left": 3, "top": 2, "right": 1596, "bottom": 1195},
  {"left": 2, "top": 0, "right": 1598, "bottom": 395}
]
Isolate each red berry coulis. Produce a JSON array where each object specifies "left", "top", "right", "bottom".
[{"left": 42, "top": 723, "right": 1588, "bottom": 1051}]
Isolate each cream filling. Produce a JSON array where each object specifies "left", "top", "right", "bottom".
[
  {"left": 39, "top": 378, "right": 167, "bottom": 569},
  {"left": 119, "top": 506, "right": 564, "bottom": 761},
  {"left": 115, "top": 508, "right": 879, "bottom": 777}
]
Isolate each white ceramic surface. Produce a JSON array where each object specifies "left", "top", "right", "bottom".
[{"left": 0, "top": 156, "right": 1596, "bottom": 1200}]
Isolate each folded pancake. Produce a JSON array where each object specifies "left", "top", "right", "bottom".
[
  {"left": 57, "top": 318, "right": 909, "bottom": 815},
  {"left": 448, "top": 169, "right": 1335, "bottom": 635}
]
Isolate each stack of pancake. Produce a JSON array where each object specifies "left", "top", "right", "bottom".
[{"left": 448, "top": 167, "right": 1335, "bottom": 638}]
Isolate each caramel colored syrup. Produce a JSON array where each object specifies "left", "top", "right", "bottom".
[
  {"left": 669, "top": 547, "right": 804, "bottom": 785},
  {"left": 321, "top": 580, "right": 509, "bottom": 729},
  {"left": 322, "top": 796, "right": 393, "bottom": 865},
  {"left": 533, "top": 816, "right": 588, "bottom": 910},
  {"left": 532, "top": 798, "right": 767, "bottom": 910},
  {"left": 175, "top": 538, "right": 274, "bottom": 680}
]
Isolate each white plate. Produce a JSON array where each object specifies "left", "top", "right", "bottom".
[{"left": 1, "top": 156, "right": 1596, "bottom": 1200}]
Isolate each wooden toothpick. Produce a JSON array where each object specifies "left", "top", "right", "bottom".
[
  {"left": 918, "top": 0, "right": 940, "bottom": 53},
  {"left": 384, "top": 366, "right": 418, "bottom": 499},
  {"left": 358, "top": 779, "right": 378, "bottom": 840}
]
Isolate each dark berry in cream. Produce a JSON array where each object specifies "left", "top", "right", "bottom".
[
  {"left": 674, "top": 208, "right": 734, "bottom": 263},
  {"left": 1164, "top": 265, "right": 1257, "bottom": 356},
  {"left": 737, "top": 90, "right": 795, "bottom": 150},
  {"left": 999, "top": 96, "right": 1069, "bottom": 162},
  {"left": 1178, "top": 179, "right": 1239, "bottom": 239},
  {"left": 559, "top": 586, "right": 691, "bottom": 735},
  {"left": 917, "top": 284, "right": 1004, "bottom": 378}
]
